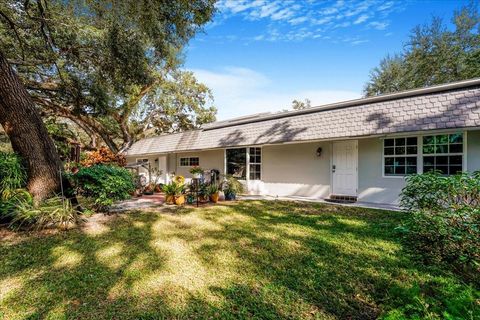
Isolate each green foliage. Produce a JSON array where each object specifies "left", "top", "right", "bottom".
[
  {"left": 189, "top": 166, "right": 204, "bottom": 175},
  {"left": 206, "top": 184, "right": 219, "bottom": 195},
  {"left": 0, "top": 152, "right": 26, "bottom": 197},
  {"left": 365, "top": 2, "right": 480, "bottom": 96},
  {"left": 9, "top": 196, "right": 82, "bottom": 230},
  {"left": 399, "top": 171, "right": 480, "bottom": 274},
  {"left": 0, "top": 0, "right": 217, "bottom": 152},
  {"left": 70, "top": 165, "right": 135, "bottom": 210},
  {"left": 0, "top": 189, "right": 32, "bottom": 219},
  {"left": 161, "top": 182, "right": 185, "bottom": 196},
  {"left": 222, "top": 175, "right": 245, "bottom": 196}
]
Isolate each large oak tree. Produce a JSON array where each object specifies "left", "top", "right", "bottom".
[{"left": 0, "top": 0, "right": 216, "bottom": 201}]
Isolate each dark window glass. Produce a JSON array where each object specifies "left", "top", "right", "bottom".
[
  {"left": 226, "top": 148, "right": 246, "bottom": 179},
  {"left": 450, "top": 155, "right": 462, "bottom": 165},
  {"left": 449, "top": 144, "right": 463, "bottom": 153},
  {"left": 249, "top": 164, "right": 261, "bottom": 180},
  {"left": 435, "top": 135, "right": 449, "bottom": 144},
  {"left": 423, "top": 156, "right": 435, "bottom": 166},
  {"left": 450, "top": 166, "right": 462, "bottom": 175},
  {"left": 407, "top": 137, "right": 417, "bottom": 145},
  {"left": 436, "top": 145, "right": 448, "bottom": 154},
  {"left": 437, "top": 166, "right": 448, "bottom": 175},
  {"left": 384, "top": 147, "right": 394, "bottom": 155},
  {"left": 423, "top": 145, "right": 435, "bottom": 154},
  {"left": 406, "top": 146, "right": 417, "bottom": 155},
  {"left": 406, "top": 166, "right": 417, "bottom": 174},
  {"left": 423, "top": 136, "right": 435, "bottom": 145},
  {"left": 406, "top": 157, "right": 417, "bottom": 165},
  {"left": 395, "top": 166, "right": 405, "bottom": 175},
  {"left": 394, "top": 158, "right": 405, "bottom": 166},
  {"left": 190, "top": 157, "right": 199, "bottom": 166},
  {"left": 449, "top": 133, "right": 463, "bottom": 143},
  {"left": 384, "top": 166, "right": 394, "bottom": 175},
  {"left": 385, "top": 157, "right": 394, "bottom": 166},
  {"left": 384, "top": 139, "right": 394, "bottom": 147},
  {"left": 395, "top": 147, "right": 405, "bottom": 155},
  {"left": 424, "top": 166, "right": 434, "bottom": 173},
  {"left": 395, "top": 138, "right": 405, "bottom": 146},
  {"left": 437, "top": 156, "right": 448, "bottom": 165}
]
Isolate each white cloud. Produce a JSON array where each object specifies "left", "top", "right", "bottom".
[
  {"left": 214, "top": 0, "right": 404, "bottom": 42},
  {"left": 354, "top": 14, "right": 370, "bottom": 25},
  {"left": 369, "top": 21, "right": 389, "bottom": 30},
  {"left": 191, "top": 67, "right": 361, "bottom": 120}
]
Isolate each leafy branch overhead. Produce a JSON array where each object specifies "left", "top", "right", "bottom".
[{"left": 0, "top": 0, "right": 217, "bottom": 153}]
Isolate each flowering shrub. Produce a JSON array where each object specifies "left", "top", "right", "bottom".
[{"left": 81, "top": 147, "right": 126, "bottom": 167}]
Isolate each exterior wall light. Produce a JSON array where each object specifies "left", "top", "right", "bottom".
[{"left": 316, "top": 147, "right": 323, "bottom": 157}]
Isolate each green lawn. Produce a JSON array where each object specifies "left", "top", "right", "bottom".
[{"left": 0, "top": 201, "right": 478, "bottom": 319}]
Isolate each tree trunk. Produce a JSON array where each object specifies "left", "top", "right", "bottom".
[{"left": 0, "top": 50, "right": 63, "bottom": 202}]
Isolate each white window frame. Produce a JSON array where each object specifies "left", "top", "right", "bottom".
[
  {"left": 249, "top": 147, "right": 262, "bottom": 180},
  {"left": 382, "top": 136, "right": 419, "bottom": 177},
  {"left": 179, "top": 156, "right": 200, "bottom": 167},
  {"left": 381, "top": 131, "right": 467, "bottom": 178},
  {"left": 224, "top": 146, "right": 262, "bottom": 181},
  {"left": 421, "top": 132, "right": 465, "bottom": 175}
]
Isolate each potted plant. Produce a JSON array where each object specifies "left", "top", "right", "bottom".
[
  {"left": 189, "top": 166, "right": 203, "bottom": 179},
  {"left": 198, "top": 182, "right": 209, "bottom": 202},
  {"left": 143, "top": 183, "right": 154, "bottom": 195},
  {"left": 207, "top": 184, "right": 220, "bottom": 203},
  {"left": 174, "top": 183, "right": 186, "bottom": 205},
  {"left": 222, "top": 175, "right": 244, "bottom": 201},
  {"left": 162, "top": 183, "right": 176, "bottom": 204}
]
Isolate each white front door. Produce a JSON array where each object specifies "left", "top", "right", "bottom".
[{"left": 332, "top": 140, "right": 358, "bottom": 196}]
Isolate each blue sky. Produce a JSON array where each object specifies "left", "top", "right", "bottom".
[{"left": 184, "top": 0, "right": 469, "bottom": 120}]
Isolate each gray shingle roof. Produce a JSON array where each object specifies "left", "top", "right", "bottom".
[{"left": 127, "top": 79, "right": 480, "bottom": 156}]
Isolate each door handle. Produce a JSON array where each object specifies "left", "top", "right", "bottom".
[{"left": 332, "top": 165, "right": 336, "bottom": 173}]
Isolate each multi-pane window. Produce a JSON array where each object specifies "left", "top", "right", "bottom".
[
  {"left": 384, "top": 137, "right": 418, "bottom": 176},
  {"left": 249, "top": 147, "right": 262, "bottom": 180},
  {"left": 136, "top": 158, "right": 149, "bottom": 164},
  {"left": 422, "top": 133, "right": 463, "bottom": 175},
  {"left": 226, "top": 147, "right": 262, "bottom": 180},
  {"left": 179, "top": 157, "right": 199, "bottom": 166}
]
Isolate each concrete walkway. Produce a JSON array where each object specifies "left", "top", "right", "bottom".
[{"left": 238, "top": 195, "right": 402, "bottom": 211}]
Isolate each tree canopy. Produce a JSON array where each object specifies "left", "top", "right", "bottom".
[
  {"left": 364, "top": 2, "right": 480, "bottom": 97},
  {"left": 0, "top": 0, "right": 217, "bottom": 152}
]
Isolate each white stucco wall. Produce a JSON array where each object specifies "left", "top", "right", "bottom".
[
  {"left": 259, "top": 142, "right": 331, "bottom": 198},
  {"left": 169, "top": 150, "right": 225, "bottom": 178},
  {"left": 126, "top": 129, "right": 480, "bottom": 204},
  {"left": 125, "top": 154, "right": 168, "bottom": 184},
  {"left": 357, "top": 138, "right": 406, "bottom": 204}
]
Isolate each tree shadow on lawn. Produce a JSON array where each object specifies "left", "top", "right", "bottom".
[{"left": 0, "top": 201, "right": 477, "bottom": 319}]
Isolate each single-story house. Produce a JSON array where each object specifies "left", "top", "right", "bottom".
[{"left": 126, "top": 78, "right": 480, "bottom": 205}]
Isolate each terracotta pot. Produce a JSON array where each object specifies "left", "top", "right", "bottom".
[
  {"left": 210, "top": 192, "right": 219, "bottom": 203},
  {"left": 154, "top": 185, "right": 162, "bottom": 193},
  {"left": 166, "top": 195, "right": 175, "bottom": 204},
  {"left": 175, "top": 195, "right": 185, "bottom": 205}
]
